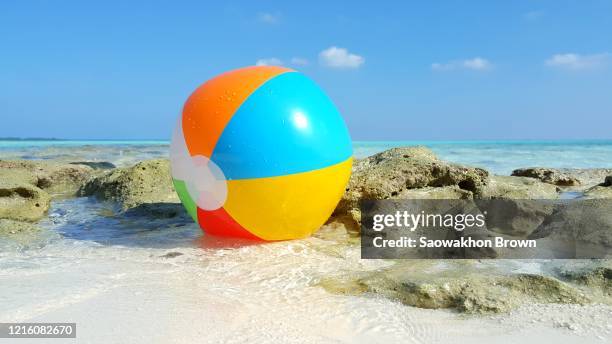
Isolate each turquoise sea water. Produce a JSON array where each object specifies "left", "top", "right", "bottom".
[
  {"left": 354, "top": 140, "right": 612, "bottom": 175},
  {"left": 1, "top": 139, "right": 611, "bottom": 175}
]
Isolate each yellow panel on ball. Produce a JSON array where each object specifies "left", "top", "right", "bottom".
[{"left": 222, "top": 158, "right": 353, "bottom": 241}]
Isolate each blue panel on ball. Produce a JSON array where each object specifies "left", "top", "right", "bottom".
[{"left": 210, "top": 72, "right": 352, "bottom": 180}]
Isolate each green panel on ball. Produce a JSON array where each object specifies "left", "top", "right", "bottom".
[{"left": 172, "top": 179, "right": 198, "bottom": 223}]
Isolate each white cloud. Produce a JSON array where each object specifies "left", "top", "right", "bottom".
[
  {"left": 545, "top": 53, "right": 610, "bottom": 70},
  {"left": 255, "top": 58, "right": 283, "bottom": 66},
  {"left": 257, "top": 12, "right": 280, "bottom": 24},
  {"left": 319, "top": 46, "right": 365, "bottom": 69},
  {"left": 290, "top": 57, "right": 309, "bottom": 66},
  {"left": 464, "top": 57, "right": 492, "bottom": 70},
  {"left": 432, "top": 57, "right": 492, "bottom": 71}
]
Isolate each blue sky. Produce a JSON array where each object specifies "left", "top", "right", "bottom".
[{"left": 1, "top": 1, "right": 611, "bottom": 140}]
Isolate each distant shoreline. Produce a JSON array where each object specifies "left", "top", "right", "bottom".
[
  {"left": 0, "top": 137, "right": 63, "bottom": 141},
  {"left": 0, "top": 138, "right": 170, "bottom": 142}
]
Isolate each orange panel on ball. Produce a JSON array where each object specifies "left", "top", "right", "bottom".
[{"left": 182, "top": 65, "right": 293, "bottom": 157}]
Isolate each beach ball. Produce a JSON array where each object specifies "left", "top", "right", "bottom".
[{"left": 170, "top": 66, "right": 353, "bottom": 241}]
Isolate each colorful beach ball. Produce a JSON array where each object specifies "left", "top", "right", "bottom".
[{"left": 170, "top": 66, "right": 353, "bottom": 241}]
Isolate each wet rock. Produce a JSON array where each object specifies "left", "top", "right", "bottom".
[
  {"left": 0, "top": 168, "right": 39, "bottom": 185},
  {"left": 477, "top": 177, "right": 559, "bottom": 239},
  {"left": 331, "top": 147, "right": 489, "bottom": 231},
  {"left": 481, "top": 176, "right": 559, "bottom": 199},
  {"left": 313, "top": 222, "right": 360, "bottom": 244},
  {"left": 0, "top": 218, "right": 45, "bottom": 245},
  {"left": 0, "top": 160, "right": 95, "bottom": 197},
  {"left": 528, "top": 199, "right": 612, "bottom": 257},
  {"left": 310, "top": 224, "right": 362, "bottom": 259},
  {"left": 319, "top": 262, "right": 591, "bottom": 314},
  {"left": 476, "top": 198, "right": 555, "bottom": 237},
  {"left": 78, "top": 159, "right": 178, "bottom": 211},
  {"left": 397, "top": 185, "right": 473, "bottom": 199},
  {"left": 0, "top": 180, "right": 50, "bottom": 222},
  {"left": 0, "top": 218, "right": 39, "bottom": 235},
  {"left": 583, "top": 186, "right": 612, "bottom": 198},
  {"left": 69, "top": 161, "right": 116, "bottom": 170},
  {"left": 567, "top": 169, "right": 612, "bottom": 189},
  {"left": 160, "top": 251, "right": 184, "bottom": 259},
  {"left": 122, "top": 202, "right": 187, "bottom": 219},
  {"left": 512, "top": 168, "right": 581, "bottom": 187},
  {"left": 512, "top": 168, "right": 612, "bottom": 191},
  {"left": 583, "top": 175, "right": 612, "bottom": 198},
  {"left": 557, "top": 266, "right": 612, "bottom": 297}
]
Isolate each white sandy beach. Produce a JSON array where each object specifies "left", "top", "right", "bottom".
[{"left": 1, "top": 219, "right": 610, "bottom": 343}]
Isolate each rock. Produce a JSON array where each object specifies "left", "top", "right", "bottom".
[
  {"left": 512, "top": 168, "right": 581, "bottom": 186},
  {"left": 481, "top": 176, "right": 559, "bottom": 199},
  {"left": 566, "top": 169, "right": 612, "bottom": 189},
  {"left": 0, "top": 168, "right": 39, "bottom": 185},
  {"left": 0, "top": 180, "right": 50, "bottom": 222},
  {"left": 78, "top": 159, "right": 178, "bottom": 211},
  {"left": 479, "top": 177, "right": 561, "bottom": 238},
  {"left": 312, "top": 222, "right": 360, "bottom": 246},
  {"left": 318, "top": 261, "right": 591, "bottom": 314},
  {"left": 69, "top": 161, "right": 116, "bottom": 170},
  {"left": 160, "top": 251, "right": 184, "bottom": 259},
  {"left": 582, "top": 175, "right": 612, "bottom": 198},
  {"left": 512, "top": 168, "right": 612, "bottom": 191},
  {"left": 397, "top": 185, "right": 473, "bottom": 199},
  {"left": 528, "top": 199, "right": 612, "bottom": 257},
  {"left": 122, "top": 202, "right": 187, "bottom": 219},
  {"left": 558, "top": 266, "right": 612, "bottom": 297},
  {"left": 0, "top": 160, "right": 96, "bottom": 231},
  {"left": 583, "top": 186, "right": 612, "bottom": 198},
  {"left": 0, "top": 160, "right": 95, "bottom": 197},
  {"left": 331, "top": 147, "right": 489, "bottom": 231},
  {"left": 0, "top": 219, "right": 40, "bottom": 235},
  {"left": 0, "top": 219, "right": 44, "bottom": 245},
  {"left": 476, "top": 198, "right": 555, "bottom": 237},
  {"left": 573, "top": 169, "right": 612, "bottom": 187}
]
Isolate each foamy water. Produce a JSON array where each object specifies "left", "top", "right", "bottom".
[
  {"left": 3, "top": 198, "right": 610, "bottom": 343},
  {"left": 0, "top": 197, "right": 446, "bottom": 343}
]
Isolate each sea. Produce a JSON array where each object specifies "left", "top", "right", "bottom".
[{"left": 1, "top": 139, "right": 612, "bottom": 175}]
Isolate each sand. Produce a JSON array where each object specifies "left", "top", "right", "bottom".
[{"left": 1, "top": 223, "right": 610, "bottom": 343}]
